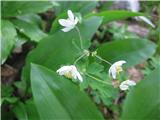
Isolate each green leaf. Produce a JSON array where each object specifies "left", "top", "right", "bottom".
[
  {"left": 13, "top": 100, "right": 40, "bottom": 120},
  {"left": 87, "top": 62, "right": 104, "bottom": 74},
  {"left": 50, "top": 12, "right": 66, "bottom": 33},
  {"left": 54, "top": 1, "right": 98, "bottom": 15},
  {"left": 79, "top": 1, "right": 98, "bottom": 15},
  {"left": 97, "top": 39, "right": 156, "bottom": 67},
  {"left": 1, "top": 84, "right": 18, "bottom": 105},
  {"left": 121, "top": 66, "right": 160, "bottom": 119},
  {"left": 31, "top": 63, "right": 104, "bottom": 119},
  {"left": 17, "top": 14, "right": 42, "bottom": 27},
  {"left": 13, "top": 34, "right": 28, "bottom": 53},
  {"left": 1, "top": 97, "right": 18, "bottom": 105},
  {"left": 78, "top": 16, "right": 102, "bottom": 48},
  {"left": 85, "top": 62, "right": 118, "bottom": 106},
  {"left": 1, "top": 84, "right": 14, "bottom": 97},
  {"left": 25, "top": 100, "right": 40, "bottom": 120},
  {"left": 86, "top": 10, "right": 143, "bottom": 24},
  {"left": 13, "top": 102, "right": 28, "bottom": 120},
  {"left": 11, "top": 19, "right": 47, "bottom": 42},
  {"left": 2, "top": 1, "right": 53, "bottom": 18},
  {"left": 1, "top": 20, "right": 17, "bottom": 64}
]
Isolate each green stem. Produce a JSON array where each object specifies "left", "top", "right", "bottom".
[
  {"left": 72, "top": 40, "right": 81, "bottom": 51},
  {"left": 85, "top": 73, "right": 112, "bottom": 86},
  {"left": 95, "top": 55, "right": 112, "bottom": 66},
  {"left": 74, "top": 53, "right": 86, "bottom": 65},
  {"left": 75, "top": 26, "right": 83, "bottom": 49}
]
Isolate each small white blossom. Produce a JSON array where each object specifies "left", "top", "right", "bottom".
[
  {"left": 109, "top": 60, "right": 126, "bottom": 79},
  {"left": 58, "top": 10, "right": 79, "bottom": 32},
  {"left": 56, "top": 65, "right": 83, "bottom": 82},
  {"left": 126, "top": 0, "right": 155, "bottom": 28},
  {"left": 119, "top": 80, "right": 136, "bottom": 91}
]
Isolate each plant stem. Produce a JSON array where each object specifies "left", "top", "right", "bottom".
[
  {"left": 72, "top": 40, "right": 81, "bottom": 51},
  {"left": 95, "top": 55, "right": 112, "bottom": 66},
  {"left": 74, "top": 53, "right": 86, "bottom": 65},
  {"left": 75, "top": 26, "right": 83, "bottom": 49},
  {"left": 85, "top": 73, "right": 112, "bottom": 86}
]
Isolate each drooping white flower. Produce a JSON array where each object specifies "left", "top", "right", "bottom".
[
  {"left": 126, "top": 0, "right": 155, "bottom": 28},
  {"left": 137, "top": 16, "right": 155, "bottom": 28},
  {"left": 109, "top": 60, "right": 126, "bottom": 79},
  {"left": 56, "top": 65, "right": 83, "bottom": 82},
  {"left": 119, "top": 80, "right": 136, "bottom": 91},
  {"left": 58, "top": 10, "right": 79, "bottom": 32}
]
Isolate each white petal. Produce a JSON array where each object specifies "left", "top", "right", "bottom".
[
  {"left": 61, "top": 26, "right": 74, "bottom": 32},
  {"left": 57, "top": 65, "right": 83, "bottom": 82},
  {"left": 114, "top": 60, "right": 126, "bottom": 66},
  {"left": 74, "top": 17, "right": 79, "bottom": 25},
  {"left": 75, "top": 71, "right": 83, "bottom": 82},
  {"left": 119, "top": 80, "right": 136, "bottom": 91},
  {"left": 109, "top": 65, "right": 117, "bottom": 79},
  {"left": 56, "top": 66, "right": 71, "bottom": 75},
  {"left": 67, "top": 10, "right": 74, "bottom": 21},
  {"left": 139, "top": 16, "right": 155, "bottom": 28},
  {"left": 58, "top": 19, "right": 73, "bottom": 27},
  {"left": 126, "top": 80, "right": 136, "bottom": 86},
  {"left": 108, "top": 60, "right": 126, "bottom": 79},
  {"left": 120, "top": 84, "right": 129, "bottom": 91},
  {"left": 70, "top": 65, "right": 83, "bottom": 82}
]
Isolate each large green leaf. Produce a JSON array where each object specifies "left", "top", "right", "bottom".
[
  {"left": 97, "top": 39, "right": 156, "bottom": 67},
  {"left": 1, "top": 20, "right": 17, "bottom": 64},
  {"left": 31, "top": 64, "right": 104, "bottom": 119},
  {"left": 2, "top": 1, "right": 53, "bottom": 18},
  {"left": 22, "top": 16, "right": 102, "bottom": 84},
  {"left": 121, "top": 66, "right": 160, "bottom": 119},
  {"left": 86, "top": 10, "right": 143, "bottom": 24},
  {"left": 11, "top": 19, "right": 47, "bottom": 42}
]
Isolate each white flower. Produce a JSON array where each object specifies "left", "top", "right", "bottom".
[
  {"left": 137, "top": 16, "right": 155, "bottom": 28},
  {"left": 109, "top": 60, "right": 126, "bottom": 79},
  {"left": 126, "top": 0, "right": 155, "bottom": 28},
  {"left": 119, "top": 80, "right": 136, "bottom": 91},
  {"left": 56, "top": 65, "right": 83, "bottom": 82},
  {"left": 58, "top": 10, "right": 79, "bottom": 32}
]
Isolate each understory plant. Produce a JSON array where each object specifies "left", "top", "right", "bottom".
[{"left": 1, "top": 1, "right": 159, "bottom": 120}]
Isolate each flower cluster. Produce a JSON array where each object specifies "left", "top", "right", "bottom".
[{"left": 56, "top": 10, "right": 136, "bottom": 91}]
